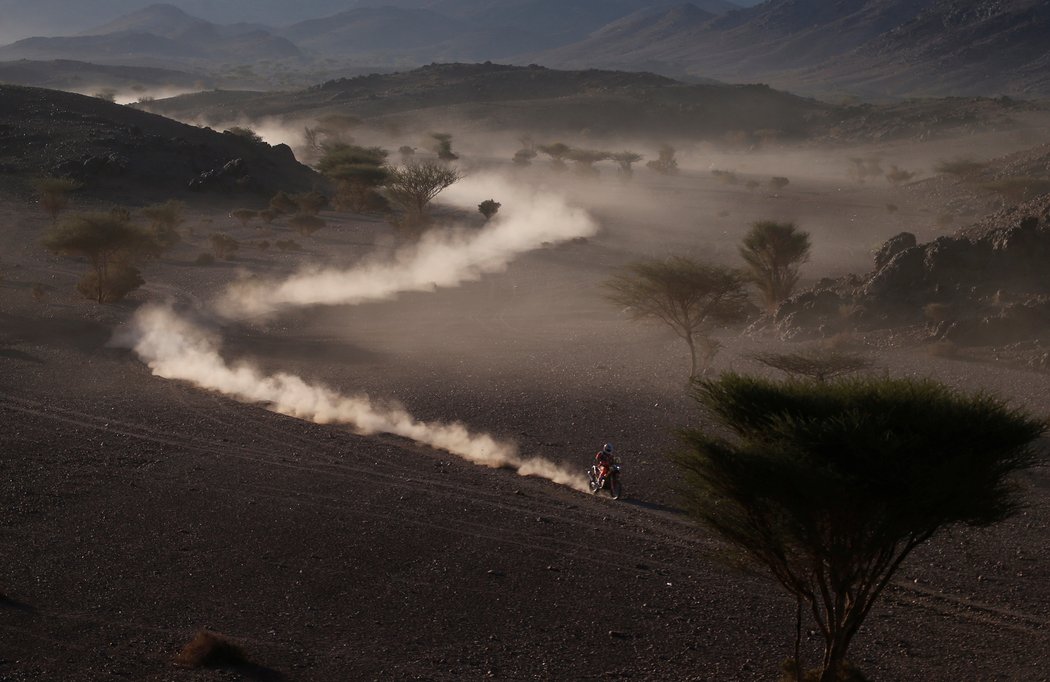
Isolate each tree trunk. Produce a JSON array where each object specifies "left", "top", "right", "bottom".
[
  {"left": 819, "top": 631, "right": 848, "bottom": 682},
  {"left": 685, "top": 333, "right": 698, "bottom": 378},
  {"left": 794, "top": 597, "right": 804, "bottom": 681}
]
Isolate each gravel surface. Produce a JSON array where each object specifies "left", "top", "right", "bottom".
[{"left": 2, "top": 179, "right": 1049, "bottom": 681}]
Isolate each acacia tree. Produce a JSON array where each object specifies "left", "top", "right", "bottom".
[
  {"left": 537, "top": 142, "right": 571, "bottom": 171},
  {"left": 740, "top": 221, "right": 811, "bottom": 312},
  {"left": 612, "top": 151, "right": 643, "bottom": 178},
  {"left": 566, "top": 148, "right": 611, "bottom": 176},
  {"left": 384, "top": 162, "right": 462, "bottom": 229},
  {"left": 605, "top": 258, "right": 751, "bottom": 378},
  {"left": 674, "top": 374, "right": 1046, "bottom": 681},
  {"left": 316, "top": 144, "right": 390, "bottom": 212},
  {"left": 646, "top": 144, "right": 679, "bottom": 175},
  {"left": 478, "top": 199, "right": 501, "bottom": 222},
  {"left": 42, "top": 211, "right": 161, "bottom": 303},
  {"left": 430, "top": 132, "right": 459, "bottom": 161}
]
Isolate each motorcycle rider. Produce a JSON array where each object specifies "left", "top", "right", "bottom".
[{"left": 594, "top": 443, "right": 616, "bottom": 489}]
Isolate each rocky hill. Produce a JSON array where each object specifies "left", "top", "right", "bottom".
[
  {"left": 0, "top": 84, "right": 320, "bottom": 201},
  {"left": 0, "top": 59, "right": 207, "bottom": 92},
  {"left": 143, "top": 62, "right": 833, "bottom": 139}
]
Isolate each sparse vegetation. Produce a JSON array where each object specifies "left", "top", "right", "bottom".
[
  {"left": 513, "top": 148, "right": 538, "bottom": 166},
  {"left": 646, "top": 144, "right": 679, "bottom": 175},
  {"left": 611, "top": 151, "right": 643, "bottom": 178},
  {"left": 42, "top": 210, "right": 161, "bottom": 303},
  {"left": 430, "top": 132, "right": 459, "bottom": 161},
  {"left": 269, "top": 191, "right": 299, "bottom": 216},
  {"left": 230, "top": 208, "right": 257, "bottom": 227},
  {"left": 225, "top": 126, "right": 263, "bottom": 143},
  {"left": 209, "top": 233, "right": 240, "bottom": 260},
  {"left": 291, "top": 191, "right": 328, "bottom": 215},
  {"left": 605, "top": 258, "right": 751, "bottom": 378},
  {"left": 316, "top": 144, "right": 391, "bottom": 212},
  {"left": 537, "top": 142, "right": 571, "bottom": 171},
  {"left": 740, "top": 221, "right": 811, "bottom": 312},
  {"left": 674, "top": 374, "right": 1046, "bottom": 682},
  {"left": 478, "top": 199, "right": 501, "bottom": 222},
  {"left": 712, "top": 169, "right": 739, "bottom": 185},
  {"left": 35, "top": 177, "right": 82, "bottom": 222},
  {"left": 275, "top": 239, "right": 302, "bottom": 252},
  {"left": 384, "top": 161, "right": 463, "bottom": 230},
  {"left": 566, "top": 148, "right": 611, "bottom": 176},
  {"left": 770, "top": 176, "right": 791, "bottom": 191}
]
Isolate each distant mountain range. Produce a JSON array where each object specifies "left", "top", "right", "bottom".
[
  {"left": 0, "top": 0, "right": 1047, "bottom": 98},
  {"left": 533, "top": 0, "right": 1050, "bottom": 97}
]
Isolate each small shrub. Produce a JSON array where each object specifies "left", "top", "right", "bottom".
[
  {"left": 886, "top": 203, "right": 899, "bottom": 214},
  {"left": 275, "top": 239, "right": 302, "bottom": 252},
  {"left": 35, "top": 177, "right": 82, "bottom": 221},
  {"left": 173, "top": 630, "right": 247, "bottom": 669},
  {"left": 646, "top": 144, "right": 679, "bottom": 175},
  {"left": 75, "top": 262, "right": 143, "bottom": 302},
  {"left": 210, "top": 233, "right": 239, "bottom": 260},
  {"left": 513, "top": 148, "right": 537, "bottom": 166},
  {"left": 770, "top": 176, "right": 790, "bottom": 191},
  {"left": 225, "top": 126, "right": 263, "bottom": 143},
  {"left": 478, "top": 199, "right": 501, "bottom": 221},
  {"left": 195, "top": 252, "right": 215, "bottom": 266},
  {"left": 230, "top": 209, "right": 257, "bottom": 227}
]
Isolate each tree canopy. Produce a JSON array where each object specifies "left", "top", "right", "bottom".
[
  {"left": 605, "top": 258, "right": 751, "bottom": 377},
  {"left": 674, "top": 374, "right": 1047, "bottom": 681},
  {"left": 740, "top": 221, "right": 811, "bottom": 312}
]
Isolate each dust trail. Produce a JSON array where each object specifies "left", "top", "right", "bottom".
[
  {"left": 216, "top": 174, "right": 598, "bottom": 319},
  {"left": 128, "top": 305, "right": 590, "bottom": 492}
]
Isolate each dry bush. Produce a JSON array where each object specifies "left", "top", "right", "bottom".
[
  {"left": 35, "top": 177, "right": 82, "bottom": 221},
  {"left": 712, "top": 169, "right": 739, "bottom": 185},
  {"left": 75, "top": 263, "right": 143, "bottom": 303},
  {"left": 173, "top": 630, "right": 247, "bottom": 669},
  {"left": 886, "top": 203, "right": 899, "bottom": 214},
  {"left": 770, "top": 176, "right": 790, "bottom": 191}
]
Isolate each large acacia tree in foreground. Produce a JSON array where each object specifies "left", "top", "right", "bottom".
[
  {"left": 674, "top": 375, "right": 1046, "bottom": 681},
  {"left": 605, "top": 258, "right": 750, "bottom": 378}
]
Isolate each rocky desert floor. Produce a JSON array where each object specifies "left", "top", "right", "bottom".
[{"left": 2, "top": 158, "right": 1049, "bottom": 681}]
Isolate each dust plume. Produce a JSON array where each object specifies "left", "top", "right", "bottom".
[
  {"left": 128, "top": 305, "right": 590, "bottom": 492},
  {"left": 216, "top": 173, "right": 598, "bottom": 319}
]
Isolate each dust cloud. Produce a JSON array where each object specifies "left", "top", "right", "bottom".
[
  {"left": 124, "top": 172, "right": 598, "bottom": 491},
  {"left": 216, "top": 173, "right": 598, "bottom": 319},
  {"left": 128, "top": 305, "right": 589, "bottom": 491}
]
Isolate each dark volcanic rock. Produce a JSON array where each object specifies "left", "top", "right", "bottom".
[
  {"left": 874, "top": 231, "right": 916, "bottom": 270},
  {"left": 773, "top": 195, "right": 1050, "bottom": 345}
]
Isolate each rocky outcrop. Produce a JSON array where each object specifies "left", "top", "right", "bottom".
[{"left": 773, "top": 194, "right": 1050, "bottom": 346}]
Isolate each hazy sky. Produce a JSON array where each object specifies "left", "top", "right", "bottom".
[{"left": 0, "top": 0, "right": 767, "bottom": 44}]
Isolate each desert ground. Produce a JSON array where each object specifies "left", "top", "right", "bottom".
[{"left": 2, "top": 135, "right": 1050, "bottom": 682}]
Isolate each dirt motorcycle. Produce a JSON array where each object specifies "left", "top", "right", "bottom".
[{"left": 587, "top": 463, "right": 623, "bottom": 500}]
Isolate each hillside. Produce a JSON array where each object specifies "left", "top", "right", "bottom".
[
  {"left": 533, "top": 0, "right": 1050, "bottom": 98},
  {"left": 144, "top": 62, "right": 832, "bottom": 139},
  {"left": 0, "top": 84, "right": 319, "bottom": 201},
  {"left": 0, "top": 59, "right": 207, "bottom": 92}
]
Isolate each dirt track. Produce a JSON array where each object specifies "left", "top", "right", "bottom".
[{"left": 2, "top": 178, "right": 1050, "bottom": 681}]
